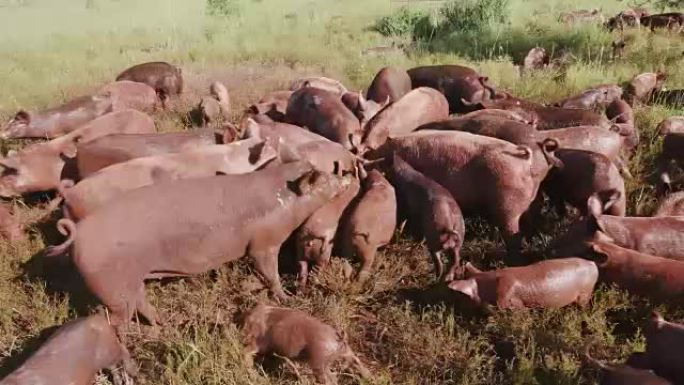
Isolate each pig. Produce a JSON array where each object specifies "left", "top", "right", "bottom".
[
  {"left": 389, "top": 154, "right": 464, "bottom": 281},
  {"left": 522, "top": 47, "right": 550, "bottom": 72},
  {"left": 657, "top": 130, "right": 684, "bottom": 192},
  {"left": 612, "top": 40, "right": 627, "bottom": 59},
  {"left": 369, "top": 130, "right": 550, "bottom": 258},
  {"left": 241, "top": 304, "right": 370, "bottom": 385},
  {"left": 585, "top": 350, "right": 672, "bottom": 385},
  {"left": 366, "top": 66, "right": 412, "bottom": 103},
  {"left": 1, "top": 94, "right": 114, "bottom": 139},
  {"left": 0, "top": 203, "right": 24, "bottom": 242},
  {"left": 552, "top": 194, "right": 684, "bottom": 259},
  {"left": 0, "top": 314, "right": 135, "bottom": 385},
  {"left": 290, "top": 76, "right": 348, "bottom": 96},
  {"left": 643, "top": 312, "right": 684, "bottom": 383},
  {"left": 296, "top": 178, "right": 360, "bottom": 288},
  {"left": 654, "top": 192, "right": 684, "bottom": 217},
  {"left": 650, "top": 90, "right": 684, "bottom": 109},
  {"left": 340, "top": 91, "right": 390, "bottom": 128},
  {"left": 59, "top": 139, "right": 276, "bottom": 220},
  {"left": 606, "top": 99, "right": 635, "bottom": 126},
  {"left": 454, "top": 108, "right": 538, "bottom": 126},
  {"left": 554, "top": 84, "right": 623, "bottom": 110},
  {"left": 98, "top": 80, "right": 159, "bottom": 111},
  {"left": 45, "top": 162, "right": 350, "bottom": 328},
  {"left": 76, "top": 130, "right": 216, "bottom": 178},
  {"left": 542, "top": 149, "right": 626, "bottom": 216},
  {"left": 657, "top": 116, "right": 684, "bottom": 135},
  {"left": 0, "top": 109, "right": 156, "bottom": 197},
  {"left": 606, "top": 9, "right": 642, "bottom": 31},
  {"left": 285, "top": 87, "right": 363, "bottom": 151},
  {"left": 641, "top": 13, "right": 684, "bottom": 32},
  {"left": 586, "top": 240, "right": 684, "bottom": 299},
  {"left": 197, "top": 81, "right": 231, "bottom": 126},
  {"left": 339, "top": 170, "right": 396, "bottom": 281},
  {"left": 625, "top": 72, "right": 667, "bottom": 104},
  {"left": 361, "top": 87, "right": 449, "bottom": 151},
  {"left": 115, "top": 61, "right": 183, "bottom": 103},
  {"left": 447, "top": 258, "right": 598, "bottom": 309},
  {"left": 246, "top": 90, "right": 293, "bottom": 122},
  {"left": 407, "top": 64, "right": 496, "bottom": 113}
]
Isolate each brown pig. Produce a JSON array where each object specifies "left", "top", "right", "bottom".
[
  {"left": 554, "top": 84, "right": 623, "bottom": 110},
  {"left": 246, "top": 90, "right": 293, "bottom": 122},
  {"left": 98, "top": 80, "right": 159, "bottom": 111},
  {"left": 361, "top": 87, "right": 449, "bottom": 151},
  {"left": 285, "top": 87, "right": 363, "bottom": 151},
  {"left": 0, "top": 202, "right": 24, "bottom": 242},
  {"left": 45, "top": 162, "right": 351, "bottom": 328},
  {"left": 290, "top": 76, "right": 348, "bottom": 95},
  {"left": 586, "top": 240, "right": 684, "bottom": 299},
  {"left": 339, "top": 170, "right": 396, "bottom": 281},
  {"left": 654, "top": 191, "right": 684, "bottom": 216},
  {"left": 366, "top": 66, "right": 412, "bottom": 103},
  {"left": 641, "top": 13, "right": 684, "bottom": 32},
  {"left": 197, "top": 81, "right": 231, "bottom": 126},
  {"left": 522, "top": 47, "right": 549, "bottom": 72},
  {"left": 447, "top": 258, "right": 598, "bottom": 309},
  {"left": 59, "top": 138, "right": 276, "bottom": 220},
  {"left": 115, "top": 61, "right": 183, "bottom": 103},
  {"left": 585, "top": 350, "right": 672, "bottom": 385},
  {"left": 0, "top": 109, "right": 156, "bottom": 197},
  {"left": 76, "top": 130, "right": 216, "bottom": 178},
  {"left": 296, "top": 178, "right": 360, "bottom": 288},
  {"left": 542, "top": 149, "right": 626, "bottom": 216},
  {"left": 552, "top": 195, "right": 684, "bottom": 259},
  {"left": 642, "top": 312, "right": 684, "bottom": 383},
  {"left": 657, "top": 129, "right": 684, "bottom": 192},
  {"left": 0, "top": 314, "right": 135, "bottom": 385},
  {"left": 625, "top": 72, "right": 666, "bottom": 104},
  {"left": 389, "top": 154, "right": 464, "bottom": 281},
  {"left": 241, "top": 304, "right": 371, "bottom": 385},
  {"left": 656, "top": 117, "right": 684, "bottom": 135},
  {"left": 1, "top": 94, "right": 114, "bottom": 139}
]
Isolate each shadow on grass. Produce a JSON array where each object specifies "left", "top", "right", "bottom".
[{"left": 0, "top": 324, "right": 60, "bottom": 378}]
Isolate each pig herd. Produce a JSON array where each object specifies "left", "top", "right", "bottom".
[{"left": 1, "top": 58, "right": 684, "bottom": 385}]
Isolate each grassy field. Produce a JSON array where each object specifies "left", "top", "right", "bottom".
[{"left": 1, "top": 0, "right": 684, "bottom": 384}]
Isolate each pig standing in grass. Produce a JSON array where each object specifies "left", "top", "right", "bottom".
[
  {"left": 116, "top": 61, "right": 183, "bottom": 103},
  {"left": 339, "top": 170, "right": 396, "bottom": 281},
  {"left": 447, "top": 259, "right": 598, "bottom": 310},
  {"left": 389, "top": 154, "right": 464, "bottom": 281},
  {"left": 241, "top": 304, "right": 371, "bottom": 385}
]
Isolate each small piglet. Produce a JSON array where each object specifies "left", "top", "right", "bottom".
[
  {"left": 643, "top": 312, "right": 684, "bottom": 384},
  {"left": 242, "top": 304, "right": 371, "bottom": 385},
  {"left": 0, "top": 314, "right": 135, "bottom": 385},
  {"left": 339, "top": 170, "right": 396, "bottom": 281},
  {"left": 447, "top": 258, "right": 598, "bottom": 310},
  {"left": 389, "top": 154, "right": 464, "bottom": 281}
]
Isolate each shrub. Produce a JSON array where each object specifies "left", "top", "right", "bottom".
[
  {"left": 372, "top": 7, "right": 428, "bottom": 38},
  {"left": 206, "top": 0, "right": 240, "bottom": 18},
  {"left": 439, "top": 0, "right": 510, "bottom": 34}
]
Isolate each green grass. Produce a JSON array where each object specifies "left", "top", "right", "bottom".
[{"left": 1, "top": 0, "right": 684, "bottom": 384}]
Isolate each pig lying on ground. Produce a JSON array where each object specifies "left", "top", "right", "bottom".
[
  {"left": 389, "top": 155, "right": 464, "bottom": 281},
  {"left": 241, "top": 304, "right": 371, "bottom": 385},
  {"left": 1, "top": 94, "right": 114, "bottom": 139},
  {"left": 246, "top": 90, "right": 293, "bottom": 122},
  {"left": 76, "top": 130, "right": 216, "bottom": 178},
  {"left": 45, "top": 162, "right": 350, "bottom": 329},
  {"left": 554, "top": 84, "right": 623, "bottom": 110},
  {"left": 654, "top": 191, "right": 684, "bottom": 216},
  {"left": 116, "top": 61, "right": 183, "bottom": 104},
  {"left": 0, "top": 109, "right": 156, "bottom": 197},
  {"left": 59, "top": 139, "right": 276, "bottom": 220},
  {"left": 643, "top": 312, "right": 684, "bottom": 383},
  {"left": 587, "top": 240, "right": 684, "bottom": 299},
  {"left": 99, "top": 80, "right": 159, "bottom": 112},
  {"left": 447, "top": 258, "right": 598, "bottom": 310},
  {"left": 361, "top": 87, "right": 449, "bottom": 151},
  {"left": 552, "top": 194, "right": 684, "bottom": 259},
  {"left": 290, "top": 76, "right": 348, "bottom": 96},
  {"left": 339, "top": 170, "right": 396, "bottom": 281},
  {"left": 0, "top": 314, "right": 135, "bottom": 385},
  {"left": 625, "top": 72, "right": 666, "bottom": 104},
  {"left": 585, "top": 349, "right": 672, "bottom": 385},
  {"left": 366, "top": 66, "right": 412, "bottom": 103}
]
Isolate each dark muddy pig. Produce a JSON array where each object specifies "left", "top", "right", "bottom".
[
  {"left": 116, "top": 61, "right": 183, "bottom": 103},
  {"left": 45, "top": 162, "right": 350, "bottom": 328},
  {"left": 242, "top": 304, "right": 371, "bottom": 385},
  {"left": 643, "top": 312, "right": 684, "bottom": 383},
  {"left": 366, "top": 66, "right": 412, "bottom": 103},
  {"left": 641, "top": 13, "right": 684, "bottom": 32}
]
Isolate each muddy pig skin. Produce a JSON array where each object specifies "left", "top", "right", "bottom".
[
  {"left": 585, "top": 351, "right": 672, "bottom": 385},
  {"left": 447, "top": 258, "right": 598, "bottom": 310},
  {"left": 242, "top": 304, "right": 370, "bottom": 385},
  {"left": 389, "top": 154, "right": 464, "bottom": 281},
  {"left": 654, "top": 192, "right": 684, "bottom": 216},
  {"left": 46, "top": 162, "right": 350, "bottom": 329},
  {"left": 587, "top": 240, "right": 684, "bottom": 299},
  {"left": 339, "top": 170, "right": 396, "bottom": 281},
  {"left": 296, "top": 178, "right": 360, "bottom": 288},
  {"left": 643, "top": 313, "right": 684, "bottom": 383},
  {"left": 0, "top": 314, "right": 134, "bottom": 385},
  {"left": 76, "top": 130, "right": 216, "bottom": 178},
  {"left": 60, "top": 139, "right": 276, "bottom": 220},
  {"left": 552, "top": 195, "right": 684, "bottom": 259},
  {"left": 2, "top": 94, "right": 114, "bottom": 139},
  {"left": 115, "top": 61, "right": 183, "bottom": 102}
]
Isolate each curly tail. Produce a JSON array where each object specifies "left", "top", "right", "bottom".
[{"left": 44, "top": 219, "right": 76, "bottom": 257}]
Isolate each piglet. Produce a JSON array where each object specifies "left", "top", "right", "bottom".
[
  {"left": 241, "top": 304, "right": 370, "bottom": 385},
  {"left": 447, "top": 258, "right": 598, "bottom": 310},
  {"left": 0, "top": 314, "right": 135, "bottom": 385},
  {"left": 389, "top": 154, "right": 464, "bottom": 281},
  {"left": 339, "top": 170, "right": 396, "bottom": 281}
]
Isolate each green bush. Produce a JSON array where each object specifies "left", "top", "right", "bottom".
[
  {"left": 439, "top": 0, "right": 510, "bottom": 34},
  {"left": 206, "top": 0, "right": 240, "bottom": 17},
  {"left": 372, "top": 7, "right": 428, "bottom": 38}
]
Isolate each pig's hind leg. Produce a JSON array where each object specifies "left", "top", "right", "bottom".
[{"left": 251, "top": 245, "right": 288, "bottom": 300}]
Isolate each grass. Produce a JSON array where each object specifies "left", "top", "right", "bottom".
[{"left": 1, "top": 0, "right": 684, "bottom": 384}]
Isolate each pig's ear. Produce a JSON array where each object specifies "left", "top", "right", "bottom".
[
  {"left": 243, "top": 118, "right": 260, "bottom": 139},
  {"left": 588, "top": 242, "right": 609, "bottom": 265},
  {"left": 13, "top": 110, "right": 30, "bottom": 124},
  {"left": 587, "top": 194, "right": 604, "bottom": 218},
  {"left": 447, "top": 279, "right": 478, "bottom": 299},
  {"left": 289, "top": 170, "right": 321, "bottom": 196},
  {"left": 60, "top": 140, "right": 78, "bottom": 159},
  {"left": 6, "top": 150, "right": 17, "bottom": 158}
]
